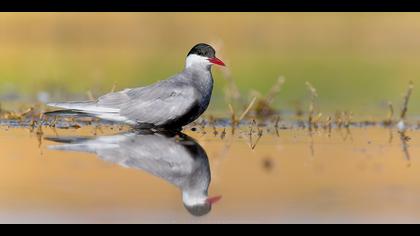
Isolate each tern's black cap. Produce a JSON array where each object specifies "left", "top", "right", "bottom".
[
  {"left": 187, "top": 43, "right": 216, "bottom": 58},
  {"left": 184, "top": 203, "right": 212, "bottom": 217}
]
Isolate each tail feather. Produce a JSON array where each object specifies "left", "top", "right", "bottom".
[
  {"left": 46, "top": 136, "right": 119, "bottom": 153},
  {"left": 44, "top": 109, "right": 94, "bottom": 117},
  {"left": 44, "top": 136, "right": 93, "bottom": 144},
  {"left": 45, "top": 136, "right": 96, "bottom": 153},
  {"left": 48, "top": 144, "right": 98, "bottom": 153},
  {"left": 47, "top": 101, "right": 119, "bottom": 113},
  {"left": 46, "top": 101, "right": 132, "bottom": 124}
]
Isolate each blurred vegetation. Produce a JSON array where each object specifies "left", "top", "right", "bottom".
[{"left": 1, "top": 13, "right": 420, "bottom": 115}]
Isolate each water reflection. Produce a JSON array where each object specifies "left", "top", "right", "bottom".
[
  {"left": 45, "top": 130, "right": 221, "bottom": 217},
  {"left": 399, "top": 131, "right": 412, "bottom": 167}
]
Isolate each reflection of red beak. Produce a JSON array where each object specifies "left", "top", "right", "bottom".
[
  {"left": 206, "top": 196, "right": 223, "bottom": 205},
  {"left": 208, "top": 57, "right": 226, "bottom": 66}
]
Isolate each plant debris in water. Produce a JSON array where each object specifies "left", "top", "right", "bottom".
[
  {"left": 253, "top": 77, "right": 286, "bottom": 119},
  {"left": 398, "top": 81, "right": 414, "bottom": 133},
  {"left": 0, "top": 81, "right": 419, "bottom": 137}
]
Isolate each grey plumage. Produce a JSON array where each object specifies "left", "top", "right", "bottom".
[
  {"left": 46, "top": 131, "right": 210, "bottom": 186},
  {"left": 46, "top": 43, "right": 223, "bottom": 130},
  {"left": 46, "top": 131, "right": 213, "bottom": 217}
]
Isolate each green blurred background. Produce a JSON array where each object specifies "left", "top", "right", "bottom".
[{"left": 1, "top": 13, "right": 420, "bottom": 115}]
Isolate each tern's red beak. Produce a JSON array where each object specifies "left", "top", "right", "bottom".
[
  {"left": 208, "top": 57, "right": 226, "bottom": 66},
  {"left": 206, "top": 196, "right": 223, "bottom": 205}
]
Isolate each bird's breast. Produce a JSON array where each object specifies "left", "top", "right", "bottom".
[{"left": 195, "top": 74, "right": 214, "bottom": 109}]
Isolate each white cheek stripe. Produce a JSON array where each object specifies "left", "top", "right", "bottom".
[
  {"left": 183, "top": 192, "right": 207, "bottom": 206},
  {"left": 185, "top": 54, "right": 211, "bottom": 68}
]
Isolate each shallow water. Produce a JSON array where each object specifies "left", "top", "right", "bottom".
[{"left": 1, "top": 124, "right": 420, "bottom": 223}]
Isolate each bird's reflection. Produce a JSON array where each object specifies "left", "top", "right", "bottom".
[{"left": 45, "top": 130, "right": 221, "bottom": 217}]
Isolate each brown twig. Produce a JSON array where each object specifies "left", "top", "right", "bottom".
[
  {"left": 274, "top": 115, "right": 281, "bottom": 137},
  {"left": 306, "top": 82, "right": 318, "bottom": 131},
  {"left": 384, "top": 102, "right": 394, "bottom": 126},
  {"left": 266, "top": 76, "right": 286, "bottom": 104},
  {"left": 400, "top": 81, "right": 414, "bottom": 120},
  {"left": 87, "top": 90, "right": 96, "bottom": 101},
  {"left": 238, "top": 97, "right": 257, "bottom": 122}
]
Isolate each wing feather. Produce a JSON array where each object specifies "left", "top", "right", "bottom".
[
  {"left": 49, "top": 73, "right": 198, "bottom": 126},
  {"left": 118, "top": 79, "right": 198, "bottom": 125}
]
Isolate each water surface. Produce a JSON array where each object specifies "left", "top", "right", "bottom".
[{"left": 0, "top": 125, "right": 420, "bottom": 223}]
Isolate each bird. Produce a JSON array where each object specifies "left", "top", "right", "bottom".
[
  {"left": 45, "top": 130, "right": 222, "bottom": 217},
  {"left": 45, "top": 43, "right": 225, "bottom": 130}
]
